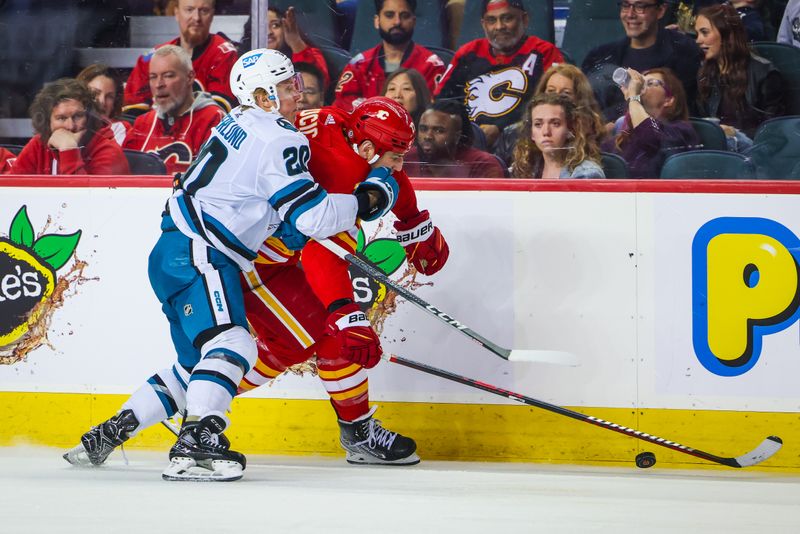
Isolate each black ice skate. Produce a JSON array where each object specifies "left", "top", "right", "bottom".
[
  {"left": 338, "top": 406, "right": 420, "bottom": 465},
  {"left": 62, "top": 409, "right": 140, "bottom": 467},
  {"left": 162, "top": 415, "right": 246, "bottom": 482}
]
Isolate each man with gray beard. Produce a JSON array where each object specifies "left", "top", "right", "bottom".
[{"left": 122, "top": 45, "right": 224, "bottom": 175}]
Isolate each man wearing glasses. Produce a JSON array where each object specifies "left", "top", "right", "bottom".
[{"left": 582, "top": 0, "right": 702, "bottom": 121}]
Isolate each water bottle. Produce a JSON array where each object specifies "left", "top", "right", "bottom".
[{"left": 612, "top": 67, "right": 630, "bottom": 89}]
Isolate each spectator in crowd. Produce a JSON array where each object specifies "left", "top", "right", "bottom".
[
  {"left": 333, "top": 0, "right": 446, "bottom": 111},
  {"left": 694, "top": 3, "right": 786, "bottom": 140},
  {"left": 76, "top": 64, "right": 130, "bottom": 145},
  {"left": 382, "top": 67, "right": 432, "bottom": 127},
  {"left": 404, "top": 99, "right": 506, "bottom": 178},
  {"left": 266, "top": 6, "right": 331, "bottom": 87},
  {"left": 511, "top": 93, "right": 605, "bottom": 179},
  {"left": 582, "top": 0, "right": 703, "bottom": 122},
  {"left": 295, "top": 62, "right": 326, "bottom": 111},
  {"left": 124, "top": 0, "right": 238, "bottom": 114},
  {"left": 778, "top": 0, "right": 800, "bottom": 47},
  {"left": 602, "top": 67, "right": 698, "bottom": 178},
  {"left": 732, "top": 1, "right": 768, "bottom": 41},
  {"left": 0, "top": 148, "right": 16, "bottom": 173},
  {"left": 123, "top": 45, "right": 224, "bottom": 175},
  {"left": 7, "top": 78, "right": 129, "bottom": 175},
  {"left": 436, "top": 0, "right": 564, "bottom": 150},
  {"left": 497, "top": 63, "right": 607, "bottom": 170}
]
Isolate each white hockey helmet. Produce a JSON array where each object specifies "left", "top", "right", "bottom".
[{"left": 229, "top": 48, "right": 296, "bottom": 108}]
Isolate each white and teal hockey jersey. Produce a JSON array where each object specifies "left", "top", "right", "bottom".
[{"left": 168, "top": 105, "right": 359, "bottom": 271}]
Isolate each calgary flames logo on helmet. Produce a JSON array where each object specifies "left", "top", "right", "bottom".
[
  {"left": 349, "top": 97, "right": 414, "bottom": 155},
  {"left": 465, "top": 67, "right": 528, "bottom": 121}
]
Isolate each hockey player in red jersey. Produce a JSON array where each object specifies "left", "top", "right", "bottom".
[{"left": 239, "top": 96, "right": 450, "bottom": 465}]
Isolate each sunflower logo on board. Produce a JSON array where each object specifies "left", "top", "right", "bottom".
[{"left": 0, "top": 205, "right": 83, "bottom": 364}]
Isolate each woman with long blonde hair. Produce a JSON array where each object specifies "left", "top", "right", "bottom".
[
  {"left": 511, "top": 93, "right": 604, "bottom": 179},
  {"left": 497, "top": 63, "right": 606, "bottom": 168}
]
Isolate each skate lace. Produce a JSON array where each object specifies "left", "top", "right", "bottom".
[
  {"left": 200, "top": 427, "right": 223, "bottom": 450},
  {"left": 356, "top": 418, "right": 397, "bottom": 451}
]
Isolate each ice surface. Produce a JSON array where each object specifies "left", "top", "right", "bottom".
[{"left": 2, "top": 447, "right": 799, "bottom": 533}]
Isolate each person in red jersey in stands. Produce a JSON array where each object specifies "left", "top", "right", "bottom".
[
  {"left": 238, "top": 97, "right": 450, "bottom": 465},
  {"left": 123, "top": 45, "right": 224, "bottom": 175},
  {"left": 334, "top": 0, "right": 445, "bottom": 111},
  {"left": 435, "top": 0, "right": 564, "bottom": 149},
  {"left": 124, "top": 0, "right": 238, "bottom": 114},
  {"left": 7, "top": 78, "right": 129, "bottom": 175}
]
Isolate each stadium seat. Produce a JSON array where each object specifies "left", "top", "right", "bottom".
[
  {"left": 600, "top": 152, "right": 630, "bottom": 179},
  {"left": 270, "top": 0, "right": 341, "bottom": 48},
  {"left": 745, "top": 115, "right": 800, "bottom": 179},
  {"left": 471, "top": 122, "right": 488, "bottom": 151},
  {"left": 123, "top": 149, "right": 168, "bottom": 175},
  {"left": 751, "top": 41, "right": 800, "bottom": 115},
  {"left": 561, "top": 2, "right": 625, "bottom": 68},
  {"left": 455, "top": 0, "right": 555, "bottom": 49},
  {"left": 659, "top": 150, "right": 755, "bottom": 180},
  {"left": 0, "top": 144, "right": 24, "bottom": 155},
  {"left": 350, "top": 0, "right": 447, "bottom": 54},
  {"left": 689, "top": 117, "right": 727, "bottom": 151}
]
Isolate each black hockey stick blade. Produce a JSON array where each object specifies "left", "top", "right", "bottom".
[
  {"left": 382, "top": 353, "right": 783, "bottom": 469},
  {"left": 319, "top": 238, "right": 578, "bottom": 366}
]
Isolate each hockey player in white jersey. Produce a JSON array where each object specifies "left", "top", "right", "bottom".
[{"left": 63, "top": 49, "right": 399, "bottom": 482}]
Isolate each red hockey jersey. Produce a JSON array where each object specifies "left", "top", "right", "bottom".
[
  {"left": 333, "top": 42, "right": 445, "bottom": 112},
  {"left": 124, "top": 34, "right": 238, "bottom": 113},
  {"left": 122, "top": 93, "right": 224, "bottom": 175},
  {"left": 293, "top": 106, "right": 422, "bottom": 307},
  {"left": 435, "top": 36, "right": 563, "bottom": 130},
  {"left": 7, "top": 127, "right": 129, "bottom": 175}
]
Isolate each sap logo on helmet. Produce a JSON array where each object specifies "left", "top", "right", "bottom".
[{"left": 242, "top": 53, "right": 263, "bottom": 68}]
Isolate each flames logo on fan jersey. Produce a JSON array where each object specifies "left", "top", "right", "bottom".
[{"left": 465, "top": 67, "right": 528, "bottom": 121}]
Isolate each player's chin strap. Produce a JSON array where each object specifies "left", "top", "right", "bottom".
[{"left": 352, "top": 143, "right": 381, "bottom": 165}]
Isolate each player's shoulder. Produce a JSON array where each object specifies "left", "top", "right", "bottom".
[
  {"left": 411, "top": 43, "right": 445, "bottom": 68},
  {"left": 520, "top": 35, "right": 559, "bottom": 54},
  {"left": 131, "top": 109, "right": 157, "bottom": 129},
  {"left": 454, "top": 39, "right": 485, "bottom": 58},
  {"left": 347, "top": 44, "right": 380, "bottom": 67},
  {"left": 209, "top": 33, "right": 239, "bottom": 56},
  {"left": 295, "top": 106, "right": 348, "bottom": 142}
]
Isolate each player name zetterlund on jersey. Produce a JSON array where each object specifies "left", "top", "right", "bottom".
[{"left": 216, "top": 114, "right": 248, "bottom": 150}]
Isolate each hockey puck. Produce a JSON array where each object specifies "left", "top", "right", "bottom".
[{"left": 635, "top": 451, "right": 656, "bottom": 469}]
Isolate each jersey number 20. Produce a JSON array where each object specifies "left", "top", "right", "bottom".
[{"left": 283, "top": 146, "right": 310, "bottom": 176}]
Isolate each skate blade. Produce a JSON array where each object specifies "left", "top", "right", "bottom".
[
  {"left": 162, "top": 457, "right": 243, "bottom": 482},
  {"left": 345, "top": 451, "right": 421, "bottom": 466},
  {"left": 63, "top": 444, "right": 95, "bottom": 467}
]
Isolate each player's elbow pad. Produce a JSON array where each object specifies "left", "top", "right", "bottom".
[{"left": 354, "top": 167, "right": 399, "bottom": 222}]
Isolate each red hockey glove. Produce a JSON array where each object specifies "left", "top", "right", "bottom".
[
  {"left": 394, "top": 210, "right": 449, "bottom": 275},
  {"left": 325, "top": 301, "right": 382, "bottom": 369}
]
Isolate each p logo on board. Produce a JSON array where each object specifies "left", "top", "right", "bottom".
[{"left": 692, "top": 217, "right": 800, "bottom": 376}]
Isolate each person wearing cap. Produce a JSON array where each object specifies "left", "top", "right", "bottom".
[
  {"left": 435, "top": 0, "right": 564, "bottom": 149},
  {"left": 581, "top": 0, "right": 702, "bottom": 122},
  {"left": 333, "top": 0, "right": 446, "bottom": 111}
]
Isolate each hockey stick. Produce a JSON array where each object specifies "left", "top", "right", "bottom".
[
  {"left": 383, "top": 352, "right": 783, "bottom": 468},
  {"left": 318, "top": 238, "right": 578, "bottom": 366}
]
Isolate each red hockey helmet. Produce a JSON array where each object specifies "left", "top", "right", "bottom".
[{"left": 346, "top": 96, "right": 416, "bottom": 156}]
